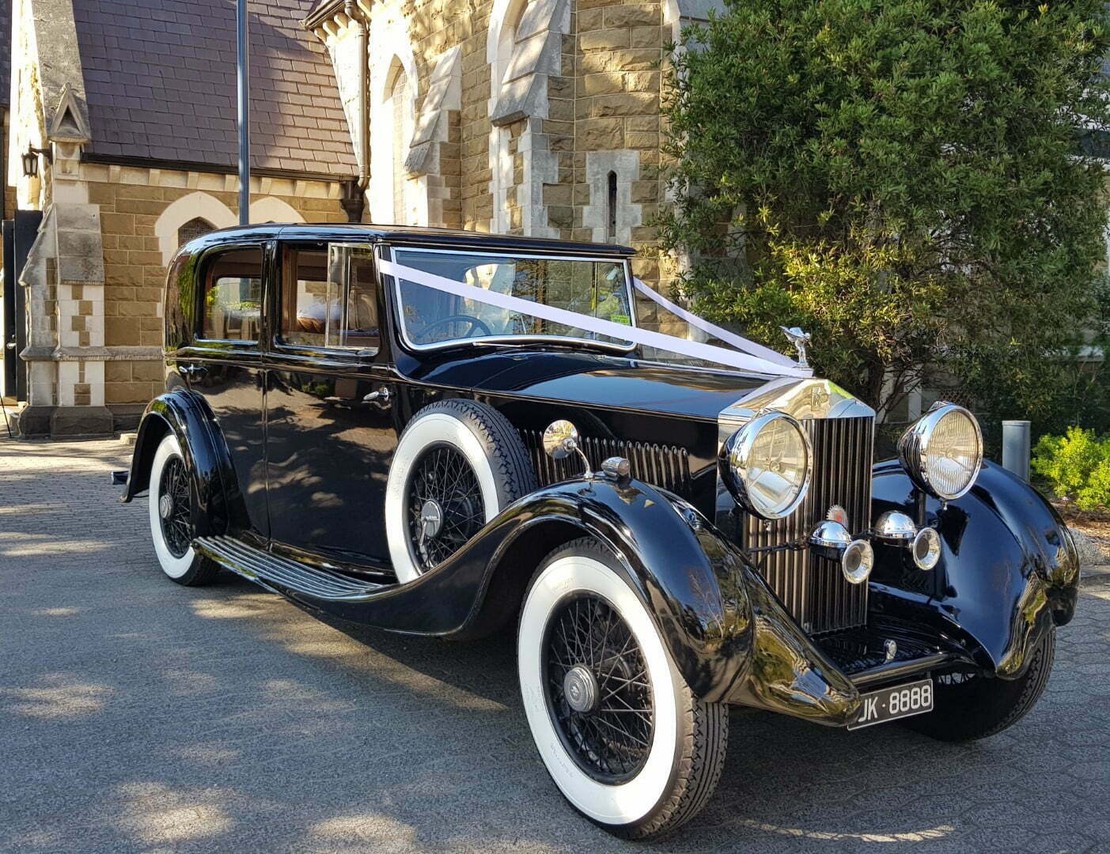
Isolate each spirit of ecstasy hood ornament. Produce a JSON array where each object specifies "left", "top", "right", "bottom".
[{"left": 781, "top": 326, "right": 811, "bottom": 369}]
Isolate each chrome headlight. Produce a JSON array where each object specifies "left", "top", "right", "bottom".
[
  {"left": 898, "top": 403, "right": 983, "bottom": 500},
  {"left": 721, "top": 411, "right": 812, "bottom": 520}
]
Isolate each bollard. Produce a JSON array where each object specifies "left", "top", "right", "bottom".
[{"left": 1002, "top": 420, "right": 1031, "bottom": 481}]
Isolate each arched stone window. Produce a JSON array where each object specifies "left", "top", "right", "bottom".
[
  {"left": 154, "top": 192, "right": 237, "bottom": 265},
  {"left": 387, "top": 64, "right": 413, "bottom": 224},
  {"left": 489, "top": 0, "right": 527, "bottom": 233},
  {"left": 487, "top": 0, "right": 568, "bottom": 236},
  {"left": 493, "top": 0, "right": 528, "bottom": 97},
  {"left": 367, "top": 18, "right": 426, "bottom": 227},
  {"left": 178, "top": 217, "right": 216, "bottom": 247}
]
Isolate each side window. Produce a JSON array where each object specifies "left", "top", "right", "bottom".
[
  {"left": 201, "top": 247, "right": 264, "bottom": 342},
  {"left": 281, "top": 244, "right": 379, "bottom": 353}
]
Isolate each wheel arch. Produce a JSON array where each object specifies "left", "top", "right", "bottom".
[
  {"left": 126, "top": 411, "right": 172, "bottom": 499},
  {"left": 123, "top": 391, "right": 236, "bottom": 537},
  {"left": 463, "top": 517, "right": 590, "bottom": 637},
  {"left": 459, "top": 481, "right": 755, "bottom": 702}
]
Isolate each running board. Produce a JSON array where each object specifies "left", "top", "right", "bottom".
[{"left": 194, "top": 535, "right": 385, "bottom": 601}]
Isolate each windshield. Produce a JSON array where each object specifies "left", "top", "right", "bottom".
[{"left": 388, "top": 248, "right": 635, "bottom": 349}]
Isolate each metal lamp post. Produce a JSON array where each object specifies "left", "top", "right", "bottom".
[{"left": 237, "top": 0, "right": 250, "bottom": 225}]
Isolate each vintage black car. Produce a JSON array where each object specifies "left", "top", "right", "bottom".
[{"left": 122, "top": 224, "right": 1079, "bottom": 839}]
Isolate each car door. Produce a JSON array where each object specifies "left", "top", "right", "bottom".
[
  {"left": 264, "top": 240, "right": 399, "bottom": 566},
  {"left": 179, "top": 240, "right": 270, "bottom": 538}
]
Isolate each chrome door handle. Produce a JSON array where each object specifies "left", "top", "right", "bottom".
[{"left": 362, "top": 386, "right": 391, "bottom": 404}]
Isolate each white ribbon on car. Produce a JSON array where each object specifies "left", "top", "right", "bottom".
[{"left": 377, "top": 258, "right": 811, "bottom": 378}]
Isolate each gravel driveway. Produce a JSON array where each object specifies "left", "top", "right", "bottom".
[{"left": 1, "top": 437, "right": 1107, "bottom": 853}]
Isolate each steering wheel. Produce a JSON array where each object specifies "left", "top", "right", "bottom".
[{"left": 414, "top": 314, "right": 492, "bottom": 344}]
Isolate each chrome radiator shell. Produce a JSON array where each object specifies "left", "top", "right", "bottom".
[{"left": 719, "top": 380, "right": 876, "bottom": 635}]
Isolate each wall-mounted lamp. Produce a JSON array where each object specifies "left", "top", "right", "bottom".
[{"left": 22, "top": 143, "right": 53, "bottom": 178}]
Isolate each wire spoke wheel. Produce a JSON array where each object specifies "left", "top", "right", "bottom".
[
  {"left": 544, "top": 593, "right": 654, "bottom": 783},
  {"left": 405, "top": 443, "right": 484, "bottom": 572},
  {"left": 158, "top": 456, "right": 192, "bottom": 559}
]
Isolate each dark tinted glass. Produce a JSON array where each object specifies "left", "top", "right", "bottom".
[
  {"left": 281, "top": 245, "right": 379, "bottom": 353},
  {"left": 202, "top": 248, "right": 263, "bottom": 342}
]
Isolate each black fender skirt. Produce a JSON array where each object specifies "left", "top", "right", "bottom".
[{"left": 871, "top": 460, "right": 1080, "bottom": 680}]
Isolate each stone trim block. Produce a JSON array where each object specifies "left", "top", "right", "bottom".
[{"left": 406, "top": 46, "right": 462, "bottom": 175}]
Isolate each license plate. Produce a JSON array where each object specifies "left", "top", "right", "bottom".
[{"left": 847, "top": 678, "right": 934, "bottom": 730}]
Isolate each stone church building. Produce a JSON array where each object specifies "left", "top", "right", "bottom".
[{"left": 2, "top": 0, "right": 713, "bottom": 436}]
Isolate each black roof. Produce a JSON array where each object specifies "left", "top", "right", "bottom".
[{"left": 186, "top": 223, "right": 637, "bottom": 256}]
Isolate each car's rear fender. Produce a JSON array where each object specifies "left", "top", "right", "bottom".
[{"left": 122, "top": 390, "right": 236, "bottom": 536}]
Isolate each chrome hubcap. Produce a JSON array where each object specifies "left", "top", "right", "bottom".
[
  {"left": 158, "top": 493, "right": 174, "bottom": 520},
  {"left": 563, "top": 665, "right": 599, "bottom": 714},
  {"left": 419, "top": 499, "right": 444, "bottom": 538}
]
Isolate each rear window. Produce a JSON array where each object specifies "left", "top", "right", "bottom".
[{"left": 201, "top": 247, "right": 264, "bottom": 342}]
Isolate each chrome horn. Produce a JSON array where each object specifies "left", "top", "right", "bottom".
[
  {"left": 841, "top": 539, "right": 874, "bottom": 585},
  {"left": 873, "top": 511, "right": 916, "bottom": 545},
  {"left": 872, "top": 510, "right": 940, "bottom": 571},
  {"left": 911, "top": 527, "right": 942, "bottom": 571},
  {"left": 809, "top": 519, "right": 874, "bottom": 585}
]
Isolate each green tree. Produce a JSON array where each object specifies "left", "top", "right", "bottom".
[{"left": 661, "top": 0, "right": 1110, "bottom": 427}]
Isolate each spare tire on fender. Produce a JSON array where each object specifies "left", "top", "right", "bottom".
[{"left": 386, "top": 399, "right": 537, "bottom": 583}]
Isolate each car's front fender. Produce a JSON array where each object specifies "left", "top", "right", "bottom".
[
  {"left": 471, "top": 478, "right": 758, "bottom": 702},
  {"left": 871, "top": 460, "right": 1080, "bottom": 679},
  {"left": 473, "top": 480, "right": 860, "bottom": 719},
  {"left": 297, "top": 476, "right": 751, "bottom": 700}
]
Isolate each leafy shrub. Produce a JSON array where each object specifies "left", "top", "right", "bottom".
[
  {"left": 661, "top": 0, "right": 1110, "bottom": 423},
  {"left": 1032, "top": 427, "right": 1110, "bottom": 510}
]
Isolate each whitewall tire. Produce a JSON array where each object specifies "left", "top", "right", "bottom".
[
  {"left": 518, "top": 539, "right": 728, "bottom": 839},
  {"left": 385, "top": 399, "right": 535, "bottom": 583},
  {"left": 148, "top": 433, "right": 218, "bottom": 586}
]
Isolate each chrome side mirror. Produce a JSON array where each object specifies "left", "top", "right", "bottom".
[
  {"left": 543, "top": 420, "right": 580, "bottom": 460},
  {"left": 543, "top": 419, "right": 593, "bottom": 478}
]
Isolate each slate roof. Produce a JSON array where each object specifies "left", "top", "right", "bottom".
[
  {"left": 0, "top": 0, "right": 10, "bottom": 109},
  {"left": 72, "top": 0, "right": 356, "bottom": 178}
]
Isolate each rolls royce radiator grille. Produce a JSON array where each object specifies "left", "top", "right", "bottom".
[
  {"left": 742, "top": 416, "right": 875, "bottom": 635},
  {"left": 523, "top": 431, "right": 692, "bottom": 497}
]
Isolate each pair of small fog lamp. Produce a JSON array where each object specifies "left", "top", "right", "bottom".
[
  {"left": 810, "top": 511, "right": 941, "bottom": 583},
  {"left": 722, "top": 402, "right": 982, "bottom": 584}
]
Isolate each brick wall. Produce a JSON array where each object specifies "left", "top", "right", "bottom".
[{"left": 83, "top": 167, "right": 346, "bottom": 408}]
